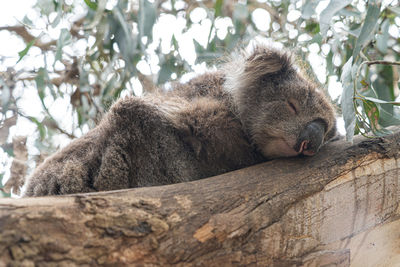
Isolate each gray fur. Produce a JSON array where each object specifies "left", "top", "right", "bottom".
[{"left": 23, "top": 45, "right": 336, "bottom": 196}]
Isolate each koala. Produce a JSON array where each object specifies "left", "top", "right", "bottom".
[{"left": 23, "top": 45, "right": 336, "bottom": 196}]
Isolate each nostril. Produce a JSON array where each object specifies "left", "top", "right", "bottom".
[
  {"left": 298, "top": 140, "right": 309, "bottom": 153},
  {"left": 298, "top": 140, "right": 317, "bottom": 156}
]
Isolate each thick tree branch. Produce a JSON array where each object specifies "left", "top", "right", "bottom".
[{"left": 0, "top": 129, "right": 400, "bottom": 266}]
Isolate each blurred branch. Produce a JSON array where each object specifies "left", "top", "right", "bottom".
[
  {"left": 2, "top": 136, "right": 27, "bottom": 195},
  {"left": 0, "top": 26, "right": 56, "bottom": 51},
  {"left": 0, "top": 17, "right": 86, "bottom": 51}
]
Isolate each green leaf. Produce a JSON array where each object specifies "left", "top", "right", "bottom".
[
  {"left": 17, "top": 39, "right": 36, "bottom": 64},
  {"left": 35, "top": 68, "right": 46, "bottom": 99},
  {"left": 0, "top": 170, "right": 11, "bottom": 198},
  {"left": 84, "top": 0, "right": 98, "bottom": 10},
  {"left": 376, "top": 19, "right": 389, "bottom": 54},
  {"left": 302, "top": 0, "right": 320, "bottom": 19},
  {"left": 305, "top": 21, "right": 320, "bottom": 35},
  {"left": 379, "top": 108, "right": 400, "bottom": 125},
  {"left": 84, "top": 0, "right": 106, "bottom": 29},
  {"left": 352, "top": 1, "right": 380, "bottom": 61},
  {"left": 214, "top": 0, "right": 223, "bottom": 17},
  {"left": 1, "top": 144, "right": 14, "bottom": 157},
  {"left": 388, "top": 6, "right": 400, "bottom": 16},
  {"left": 110, "top": 9, "right": 138, "bottom": 74},
  {"left": 193, "top": 39, "right": 206, "bottom": 54},
  {"left": 372, "top": 67, "right": 395, "bottom": 125},
  {"left": 22, "top": 16, "right": 34, "bottom": 27},
  {"left": 28, "top": 116, "right": 46, "bottom": 140},
  {"left": 158, "top": 65, "right": 173, "bottom": 85},
  {"left": 102, "top": 73, "right": 118, "bottom": 97},
  {"left": 138, "top": 0, "right": 157, "bottom": 41},
  {"left": 52, "top": 0, "right": 64, "bottom": 27},
  {"left": 0, "top": 79, "right": 11, "bottom": 113},
  {"left": 233, "top": 3, "right": 248, "bottom": 21},
  {"left": 55, "top": 29, "right": 72, "bottom": 63},
  {"left": 326, "top": 51, "right": 334, "bottom": 76},
  {"left": 35, "top": 0, "right": 56, "bottom": 16},
  {"left": 320, "top": 0, "right": 352, "bottom": 37},
  {"left": 362, "top": 99, "right": 379, "bottom": 131},
  {"left": 77, "top": 108, "right": 83, "bottom": 126},
  {"left": 172, "top": 34, "right": 179, "bottom": 50},
  {"left": 362, "top": 97, "right": 400, "bottom": 106},
  {"left": 337, "top": 7, "right": 361, "bottom": 17},
  {"left": 340, "top": 56, "right": 356, "bottom": 141}
]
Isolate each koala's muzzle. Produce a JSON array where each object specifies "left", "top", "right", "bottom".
[{"left": 295, "top": 120, "right": 325, "bottom": 156}]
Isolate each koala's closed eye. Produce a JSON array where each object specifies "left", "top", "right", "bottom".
[{"left": 287, "top": 100, "right": 298, "bottom": 115}]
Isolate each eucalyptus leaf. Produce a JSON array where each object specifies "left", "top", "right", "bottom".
[
  {"left": 372, "top": 68, "right": 395, "bottom": 123},
  {"left": 111, "top": 8, "right": 138, "bottom": 74},
  {"left": 362, "top": 96, "right": 400, "bottom": 106},
  {"left": 51, "top": 0, "right": 64, "bottom": 27},
  {"left": 388, "top": 6, "right": 400, "bottom": 15},
  {"left": 28, "top": 116, "right": 47, "bottom": 140},
  {"left": 138, "top": 0, "right": 157, "bottom": 42},
  {"left": 340, "top": 56, "right": 356, "bottom": 141},
  {"left": 35, "top": 68, "right": 46, "bottom": 101},
  {"left": 376, "top": 19, "right": 389, "bottom": 54},
  {"left": 85, "top": 0, "right": 106, "bottom": 29},
  {"left": 22, "top": 16, "right": 34, "bottom": 27},
  {"left": 362, "top": 99, "right": 379, "bottom": 131},
  {"left": 158, "top": 63, "right": 173, "bottom": 84},
  {"left": 214, "top": 0, "right": 223, "bottom": 17},
  {"left": 55, "top": 29, "right": 72, "bottom": 63},
  {"left": 302, "top": 0, "right": 320, "bottom": 19},
  {"left": 352, "top": 0, "right": 380, "bottom": 61},
  {"left": 84, "top": 0, "right": 98, "bottom": 10},
  {"left": 193, "top": 39, "right": 206, "bottom": 54},
  {"left": 17, "top": 39, "right": 36, "bottom": 63},
  {"left": 233, "top": 3, "right": 248, "bottom": 21},
  {"left": 0, "top": 79, "right": 11, "bottom": 113},
  {"left": 35, "top": 0, "right": 55, "bottom": 16},
  {"left": 320, "top": 0, "right": 352, "bottom": 37},
  {"left": 379, "top": 107, "right": 400, "bottom": 125},
  {"left": 337, "top": 8, "right": 361, "bottom": 18}
]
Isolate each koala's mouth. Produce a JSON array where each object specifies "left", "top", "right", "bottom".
[
  {"left": 261, "top": 137, "right": 317, "bottom": 159},
  {"left": 261, "top": 138, "right": 300, "bottom": 158}
]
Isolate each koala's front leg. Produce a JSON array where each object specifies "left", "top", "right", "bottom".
[
  {"left": 91, "top": 96, "right": 169, "bottom": 190},
  {"left": 92, "top": 143, "right": 132, "bottom": 191},
  {"left": 24, "top": 95, "right": 175, "bottom": 196}
]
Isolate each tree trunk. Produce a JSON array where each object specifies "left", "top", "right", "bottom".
[{"left": 1, "top": 131, "right": 400, "bottom": 267}]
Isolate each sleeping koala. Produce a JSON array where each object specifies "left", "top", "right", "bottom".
[{"left": 23, "top": 45, "right": 336, "bottom": 196}]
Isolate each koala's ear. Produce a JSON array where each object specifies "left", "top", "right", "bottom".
[{"left": 245, "top": 47, "right": 293, "bottom": 77}]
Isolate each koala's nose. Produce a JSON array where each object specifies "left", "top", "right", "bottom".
[{"left": 295, "top": 120, "right": 325, "bottom": 156}]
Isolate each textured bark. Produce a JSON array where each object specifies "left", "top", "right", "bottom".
[{"left": 1, "top": 131, "right": 400, "bottom": 266}]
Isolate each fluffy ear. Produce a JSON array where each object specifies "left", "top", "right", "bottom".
[
  {"left": 222, "top": 45, "right": 294, "bottom": 95},
  {"left": 244, "top": 47, "right": 293, "bottom": 77}
]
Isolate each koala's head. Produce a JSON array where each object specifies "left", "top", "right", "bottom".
[{"left": 223, "top": 45, "right": 336, "bottom": 159}]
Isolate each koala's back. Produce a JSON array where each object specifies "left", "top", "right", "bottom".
[{"left": 24, "top": 80, "right": 261, "bottom": 196}]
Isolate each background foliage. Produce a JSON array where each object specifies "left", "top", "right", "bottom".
[{"left": 0, "top": 0, "right": 399, "bottom": 197}]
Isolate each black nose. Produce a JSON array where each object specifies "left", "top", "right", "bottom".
[{"left": 295, "top": 120, "right": 325, "bottom": 155}]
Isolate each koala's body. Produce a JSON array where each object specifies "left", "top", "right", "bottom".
[{"left": 23, "top": 45, "right": 336, "bottom": 196}]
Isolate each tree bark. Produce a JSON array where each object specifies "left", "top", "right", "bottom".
[{"left": 1, "top": 131, "right": 400, "bottom": 266}]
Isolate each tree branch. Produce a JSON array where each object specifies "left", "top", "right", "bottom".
[{"left": 1, "top": 129, "right": 400, "bottom": 266}]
